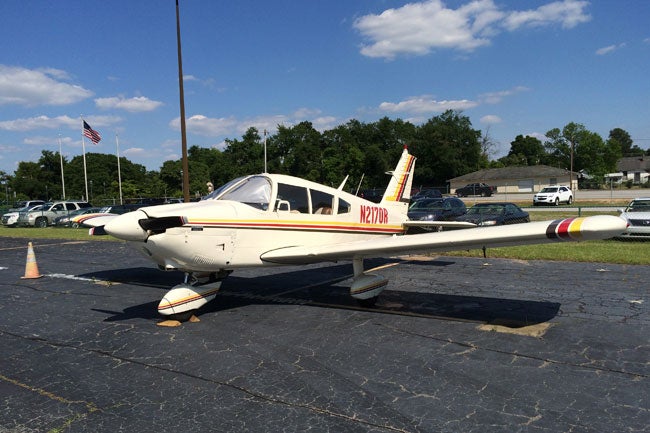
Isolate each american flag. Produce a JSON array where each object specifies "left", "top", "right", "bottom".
[{"left": 83, "top": 121, "right": 102, "bottom": 144}]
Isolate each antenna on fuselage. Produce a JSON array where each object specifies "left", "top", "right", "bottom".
[
  {"left": 337, "top": 175, "right": 349, "bottom": 191},
  {"left": 354, "top": 173, "right": 365, "bottom": 195}
]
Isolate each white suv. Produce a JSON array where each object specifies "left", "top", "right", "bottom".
[
  {"left": 533, "top": 186, "right": 573, "bottom": 206},
  {"left": 17, "top": 201, "right": 92, "bottom": 227}
]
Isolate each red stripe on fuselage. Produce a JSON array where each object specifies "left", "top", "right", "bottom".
[{"left": 188, "top": 221, "right": 404, "bottom": 234}]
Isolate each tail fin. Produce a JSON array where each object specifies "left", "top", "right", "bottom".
[{"left": 380, "top": 146, "right": 416, "bottom": 216}]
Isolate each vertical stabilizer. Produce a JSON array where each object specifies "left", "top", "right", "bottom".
[{"left": 380, "top": 146, "right": 416, "bottom": 216}]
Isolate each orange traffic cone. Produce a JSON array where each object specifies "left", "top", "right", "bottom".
[{"left": 22, "top": 242, "right": 42, "bottom": 279}]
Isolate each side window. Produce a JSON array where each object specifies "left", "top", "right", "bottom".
[
  {"left": 337, "top": 198, "right": 351, "bottom": 214},
  {"left": 52, "top": 204, "right": 64, "bottom": 211},
  {"left": 66, "top": 203, "right": 77, "bottom": 211},
  {"left": 276, "top": 183, "right": 309, "bottom": 213},
  {"left": 311, "top": 189, "right": 334, "bottom": 215}
]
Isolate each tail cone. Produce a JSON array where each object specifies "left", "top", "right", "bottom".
[{"left": 22, "top": 242, "right": 42, "bottom": 279}]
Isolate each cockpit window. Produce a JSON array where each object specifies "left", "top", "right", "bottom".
[{"left": 213, "top": 176, "right": 272, "bottom": 210}]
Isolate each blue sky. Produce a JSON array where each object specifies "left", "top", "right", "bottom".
[{"left": 1, "top": 0, "right": 649, "bottom": 175}]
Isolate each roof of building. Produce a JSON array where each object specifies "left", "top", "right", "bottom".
[
  {"left": 616, "top": 156, "right": 650, "bottom": 172},
  {"left": 449, "top": 165, "right": 574, "bottom": 182}
]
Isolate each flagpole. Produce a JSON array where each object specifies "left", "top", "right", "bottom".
[
  {"left": 58, "top": 134, "right": 66, "bottom": 200},
  {"left": 81, "top": 117, "right": 89, "bottom": 202},
  {"left": 116, "top": 132, "right": 123, "bottom": 205}
]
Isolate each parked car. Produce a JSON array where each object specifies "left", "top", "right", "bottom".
[
  {"left": 53, "top": 207, "right": 102, "bottom": 228},
  {"left": 533, "top": 185, "right": 573, "bottom": 206},
  {"left": 98, "top": 204, "right": 145, "bottom": 215},
  {"left": 2, "top": 204, "right": 47, "bottom": 227},
  {"left": 411, "top": 188, "right": 443, "bottom": 200},
  {"left": 17, "top": 201, "right": 93, "bottom": 227},
  {"left": 455, "top": 183, "right": 495, "bottom": 197},
  {"left": 615, "top": 198, "right": 650, "bottom": 240},
  {"left": 455, "top": 202, "right": 530, "bottom": 226},
  {"left": 9, "top": 200, "right": 45, "bottom": 211},
  {"left": 358, "top": 188, "right": 384, "bottom": 203},
  {"left": 407, "top": 197, "right": 467, "bottom": 228}
]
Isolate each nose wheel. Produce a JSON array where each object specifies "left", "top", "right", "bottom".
[{"left": 157, "top": 270, "right": 231, "bottom": 325}]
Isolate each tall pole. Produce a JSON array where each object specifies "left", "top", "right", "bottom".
[
  {"left": 176, "top": 0, "right": 190, "bottom": 202},
  {"left": 81, "top": 117, "right": 89, "bottom": 202},
  {"left": 58, "top": 134, "right": 66, "bottom": 199},
  {"left": 116, "top": 133, "right": 123, "bottom": 205}
]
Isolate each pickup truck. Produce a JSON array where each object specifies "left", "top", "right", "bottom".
[{"left": 455, "top": 183, "right": 496, "bottom": 197}]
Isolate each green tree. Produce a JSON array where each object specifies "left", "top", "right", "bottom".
[
  {"left": 507, "top": 135, "right": 546, "bottom": 166},
  {"left": 411, "top": 110, "right": 482, "bottom": 186}
]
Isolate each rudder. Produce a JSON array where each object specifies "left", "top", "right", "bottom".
[{"left": 380, "top": 146, "right": 416, "bottom": 216}]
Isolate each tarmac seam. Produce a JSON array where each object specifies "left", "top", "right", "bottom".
[
  {"left": 0, "top": 329, "right": 416, "bottom": 433},
  {"left": 382, "top": 325, "right": 649, "bottom": 380}
]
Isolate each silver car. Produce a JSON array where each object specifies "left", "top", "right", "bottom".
[
  {"left": 616, "top": 198, "right": 650, "bottom": 240},
  {"left": 2, "top": 204, "right": 47, "bottom": 227}
]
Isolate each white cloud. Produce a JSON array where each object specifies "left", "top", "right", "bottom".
[
  {"left": 95, "top": 96, "right": 163, "bottom": 112},
  {"left": 354, "top": 0, "right": 591, "bottom": 59},
  {"left": 379, "top": 95, "right": 478, "bottom": 114},
  {"left": 170, "top": 115, "right": 239, "bottom": 137},
  {"left": 595, "top": 43, "right": 626, "bottom": 55},
  {"left": 122, "top": 147, "right": 147, "bottom": 158},
  {"left": 503, "top": 0, "right": 590, "bottom": 31},
  {"left": 0, "top": 115, "right": 121, "bottom": 132},
  {"left": 170, "top": 109, "right": 340, "bottom": 138},
  {"left": 0, "top": 65, "right": 93, "bottom": 106},
  {"left": 480, "top": 115, "right": 502, "bottom": 124},
  {"left": 479, "top": 86, "right": 529, "bottom": 104}
]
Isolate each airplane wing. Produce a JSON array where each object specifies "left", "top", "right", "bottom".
[
  {"left": 72, "top": 213, "right": 119, "bottom": 235},
  {"left": 260, "top": 215, "right": 626, "bottom": 265},
  {"left": 403, "top": 220, "right": 475, "bottom": 229}
]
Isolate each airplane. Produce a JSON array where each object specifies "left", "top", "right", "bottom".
[{"left": 79, "top": 146, "right": 626, "bottom": 321}]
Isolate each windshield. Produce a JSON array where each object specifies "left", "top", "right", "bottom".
[
  {"left": 409, "top": 199, "right": 444, "bottom": 211},
  {"left": 467, "top": 205, "right": 504, "bottom": 215},
  {"left": 216, "top": 175, "right": 272, "bottom": 210},
  {"left": 626, "top": 200, "right": 650, "bottom": 212},
  {"left": 540, "top": 187, "right": 558, "bottom": 193}
]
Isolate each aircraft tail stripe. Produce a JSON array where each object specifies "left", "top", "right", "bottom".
[{"left": 385, "top": 154, "right": 415, "bottom": 202}]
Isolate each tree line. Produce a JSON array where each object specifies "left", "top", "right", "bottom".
[{"left": 1, "top": 110, "right": 646, "bottom": 204}]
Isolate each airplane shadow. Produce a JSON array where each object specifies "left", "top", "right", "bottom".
[{"left": 85, "top": 258, "right": 560, "bottom": 328}]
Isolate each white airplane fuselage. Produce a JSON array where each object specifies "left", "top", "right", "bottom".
[{"left": 105, "top": 174, "right": 407, "bottom": 273}]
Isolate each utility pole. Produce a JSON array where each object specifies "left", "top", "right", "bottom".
[{"left": 176, "top": 0, "right": 190, "bottom": 202}]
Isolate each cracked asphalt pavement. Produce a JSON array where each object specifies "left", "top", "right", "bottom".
[{"left": 0, "top": 237, "right": 647, "bottom": 432}]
